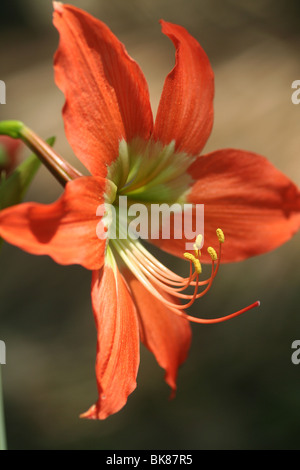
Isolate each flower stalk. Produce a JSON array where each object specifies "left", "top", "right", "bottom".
[{"left": 0, "top": 120, "right": 82, "bottom": 186}]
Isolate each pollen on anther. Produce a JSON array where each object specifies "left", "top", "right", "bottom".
[
  {"left": 183, "top": 252, "right": 195, "bottom": 262},
  {"left": 193, "top": 258, "right": 202, "bottom": 274},
  {"left": 207, "top": 246, "right": 218, "bottom": 261},
  {"left": 216, "top": 228, "right": 225, "bottom": 243},
  {"left": 194, "top": 234, "right": 203, "bottom": 249}
]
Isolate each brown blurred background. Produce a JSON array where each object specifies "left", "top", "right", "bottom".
[{"left": 1, "top": 0, "right": 300, "bottom": 450}]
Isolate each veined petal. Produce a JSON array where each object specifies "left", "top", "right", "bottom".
[
  {"left": 153, "top": 20, "right": 214, "bottom": 157},
  {"left": 126, "top": 270, "right": 192, "bottom": 397},
  {"left": 0, "top": 176, "right": 107, "bottom": 270},
  {"left": 152, "top": 149, "right": 300, "bottom": 262},
  {"left": 82, "top": 258, "right": 139, "bottom": 420},
  {"left": 53, "top": 3, "right": 153, "bottom": 178}
]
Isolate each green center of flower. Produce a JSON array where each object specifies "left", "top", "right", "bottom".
[
  {"left": 102, "top": 138, "right": 198, "bottom": 260},
  {"left": 108, "top": 138, "right": 193, "bottom": 204}
]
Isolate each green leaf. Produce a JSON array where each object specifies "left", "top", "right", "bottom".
[{"left": 0, "top": 154, "right": 40, "bottom": 210}]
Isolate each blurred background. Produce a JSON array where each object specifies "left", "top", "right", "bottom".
[{"left": 1, "top": 0, "right": 300, "bottom": 450}]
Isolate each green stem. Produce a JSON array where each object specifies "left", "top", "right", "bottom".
[
  {"left": 0, "top": 365, "right": 7, "bottom": 451},
  {"left": 0, "top": 120, "right": 24, "bottom": 139},
  {"left": 0, "top": 120, "right": 82, "bottom": 186}
]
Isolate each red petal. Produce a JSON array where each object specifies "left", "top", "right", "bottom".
[
  {"left": 126, "top": 270, "right": 191, "bottom": 397},
  {"left": 53, "top": 4, "right": 153, "bottom": 177},
  {"left": 0, "top": 136, "right": 21, "bottom": 159},
  {"left": 81, "top": 264, "right": 139, "bottom": 420},
  {"left": 152, "top": 149, "right": 300, "bottom": 262},
  {"left": 153, "top": 20, "right": 214, "bottom": 157},
  {"left": 0, "top": 176, "right": 107, "bottom": 269},
  {"left": 0, "top": 136, "right": 21, "bottom": 173}
]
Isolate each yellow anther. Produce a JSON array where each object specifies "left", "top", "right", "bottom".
[
  {"left": 183, "top": 252, "right": 196, "bottom": 262},
  {"left": 193, "top": 258, "right": 202, "bottom": 274},
  {"left": 207, "top": 246, "right": 218, "bottom": 261},
  {"left": 194, "top": 234, "right": 203, "bottom": 250},
  {"left": 216, "top": 228, "right": 225, "bottom": 243}
]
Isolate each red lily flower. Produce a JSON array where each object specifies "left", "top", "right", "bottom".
[{"left": 0, "top": 3, "right": 299, "bottom": 420}]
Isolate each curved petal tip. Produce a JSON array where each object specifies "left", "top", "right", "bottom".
[{"left": 53, "top": 1, "right": 63, "bottom": 13}]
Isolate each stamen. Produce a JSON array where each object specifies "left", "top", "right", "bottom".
[
  {"left": 111, "top": 227, "right": 260, "bottom": 326},
  {"left": 216, "top": 228, "right": 225, "bottom": 243},
  {"left": 193, "top": 233, "right": 203, "bottom": 257},
  {"left": 193, "top": 258, "right": 202, "bottom": 275},
  {"left": 207, "top": 246, "right": 218, "bottom": 261},
  {"left": 183, "top": 252, "right": 195, "bottom": 261},
  {"left": 194, "top": 234, "right": 203, "bottom": 249}
]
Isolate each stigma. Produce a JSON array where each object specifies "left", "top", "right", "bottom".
[{"left": 110, "top": 228, "right": 260, "bottom": 324}]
